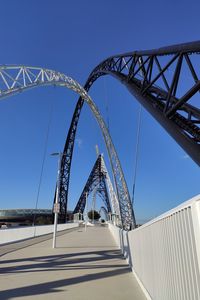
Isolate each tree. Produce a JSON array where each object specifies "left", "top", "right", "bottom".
[
  {"left": 35, "top": 216, "right": 53, "bottom": 225},
  {"left": 87, "top": 210, "right": 100, "bottom": 221}
]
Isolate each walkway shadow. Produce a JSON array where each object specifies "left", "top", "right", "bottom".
[
  {"left": 0, "top": 267, "right": 130, "bottom": 299},
  {"left": 0, "top": 249, "right": 128, "bottom": 275},
  {"left": 0, "top": 249, "right": 121, "bottom": 265},
  {"left": 0, "top": 228, "right": 134, "bottom": 299}
]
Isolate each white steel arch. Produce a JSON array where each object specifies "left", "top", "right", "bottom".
[
  {"left": 0, "top": 65, "right": 135, "bottom": 229},
  {"left": 100, "top": 155, "right": 120, "bottom": 218}
]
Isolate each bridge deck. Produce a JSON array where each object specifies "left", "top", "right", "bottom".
[{"left": 0, "top": 225, "right": 147, "bottom": 300}]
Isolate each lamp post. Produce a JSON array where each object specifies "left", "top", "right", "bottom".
[{"left": 51, "top": 152, "right": 63, "bottom": 249}]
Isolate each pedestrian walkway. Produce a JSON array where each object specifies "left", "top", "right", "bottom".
[{"left": 0, "top": 225, "right": 147, "bottom": 300}]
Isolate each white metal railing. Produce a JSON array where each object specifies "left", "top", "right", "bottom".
[
  {"left": 109, "top": 194, "right": 200, "bottom": 300},
  {"left": 0, "top": 223, "right": 78, "bottom": 245}
]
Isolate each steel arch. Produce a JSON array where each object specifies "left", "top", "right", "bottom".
[
  {"left": 60, "top": 40, "right": 200, "bottom": 232},
  {"left": 0, "top": 65, "right": 135, "bottom": 230},
  {"left": 73, "top": 154, "right": 120, "bottom": 223},
  {"left": 99, "top": 206, "right": 109, "bottom": 221},
  {"left": 73, "top": 155, "right": 112, "bottom": 215},
  {"left": 87, "top": 41, "right": 200, "bottom": 166}
]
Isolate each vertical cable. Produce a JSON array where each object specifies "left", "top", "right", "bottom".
[
  {"left": 132, "top": 105, "right": 142, "bottom": 206},
  {"left": 33, "top": 98, "right": 54, "bottom": 230},
  {"left": 103, "top": 77, "right": 110, "bottom": 132}
]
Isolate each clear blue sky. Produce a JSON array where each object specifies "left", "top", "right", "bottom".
[{"left": 0, "top": 0, "right": 200, "bottom": 223}]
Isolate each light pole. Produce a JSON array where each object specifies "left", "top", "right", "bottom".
[{"left": 51, "top": 152, "right": 63, "bottom": 249}]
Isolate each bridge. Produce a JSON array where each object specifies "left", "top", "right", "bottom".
[{"left": 0, "top": 41, "right": 200, "bottom": 299}]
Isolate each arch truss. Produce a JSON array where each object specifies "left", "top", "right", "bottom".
[
  {"left": 88, "top": 41, "right": 200, "bottom": 166},
  {"left": 73, "top": 154, "right": 120, "bottom": 224},
  {"left": 59, "top": 40, "right": 200, "bottom": 230},
  {"left": 0, "top": 65, "right": 135, "bottom": 230},
  {"left": 73, "top": 154, "right": 111, "bottom": 215},
  {"left": 99, "top": 206, "right": 109, "bottom": 221}
]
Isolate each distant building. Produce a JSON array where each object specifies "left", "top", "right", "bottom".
[{"left": 0, "top": 209, "right": 74, "bottom": 227}]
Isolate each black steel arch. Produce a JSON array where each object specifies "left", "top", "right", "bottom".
[
  {"left": 60, "top": 40, "right": 200, "bottom": 224},
  {"left": 73, "top": 155, "right": 111, "bottom": 214}
]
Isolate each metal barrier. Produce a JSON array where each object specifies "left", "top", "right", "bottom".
[
  {"left": 109, "top": 195, "right": 200, "bottom": 300},
  {"left": 0, "top": 223, "right": 78, "bottom": 245}
]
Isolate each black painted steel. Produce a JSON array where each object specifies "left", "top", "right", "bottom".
[
  {"left": 55, "top": 99, "right": 84, "bottom": 223},
  {"left": 73, "top": 155, "right": 111, "bottom": 214},
  {"left": 58, "top": 40, "right": 200, "bottom": 225},
  {"left": 55, "top": 78, "right": 97, "bottom": 222}
]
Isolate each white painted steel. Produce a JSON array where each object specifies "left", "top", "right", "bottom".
[
  {"left": 0, "top": 65, "right": 134, "bottom": 229},
  {"left": 108, "top": 222, "right": 151, "bottom": 300},
  {"left": 0, "top": 223, "right": 78, "bottom": 245},
  {"left": 109, "top": 194, "right": 200, "bottom": 300},
  {"left": 100, "top": 156, "right": 121, "bottom": 218}
]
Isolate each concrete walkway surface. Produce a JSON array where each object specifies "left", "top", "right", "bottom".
[{"left": 0, "top": 225, "right": 147, "bottom": 300}]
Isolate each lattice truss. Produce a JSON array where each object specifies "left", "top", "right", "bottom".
[
  {"left": 99, "top": 206, "right": 109, "bottom": 220},
  {"left": 73, "top": 155, "right": 120, "bottom": 221},
  {"left": 0, "top": 66, "right": 88, "bottom": 98},
  {"left": 87, "top": 41, "right": 200, "bottom": 166},
  {"left": 101, "top": 156, "right": 120, "bottom": 218},
  {"left": 59, "top": 41, "right": 200, "bottom": 231},
  {"left": 0, "top": 65, "right": 135, "bottom": 229}
]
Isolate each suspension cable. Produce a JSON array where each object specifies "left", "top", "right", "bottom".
[
  {"left": 132, "top": 105, "right": 142, "bottom": 206},
  {"left": 103, "top": 77, "right": 110, "bottom": 132},
  {"left": 33, "top": 98, "right": 54, "bottom": 227}
]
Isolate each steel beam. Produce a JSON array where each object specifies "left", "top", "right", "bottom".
[
  {"left": 0, "top": 65, "right": 135, "bottom": 229},
  {"left": 60, "top": 40, "right": 200, "bottom": 230},
  {"left": 73, "top": 155, "right": 111, "bottom": 214}
]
